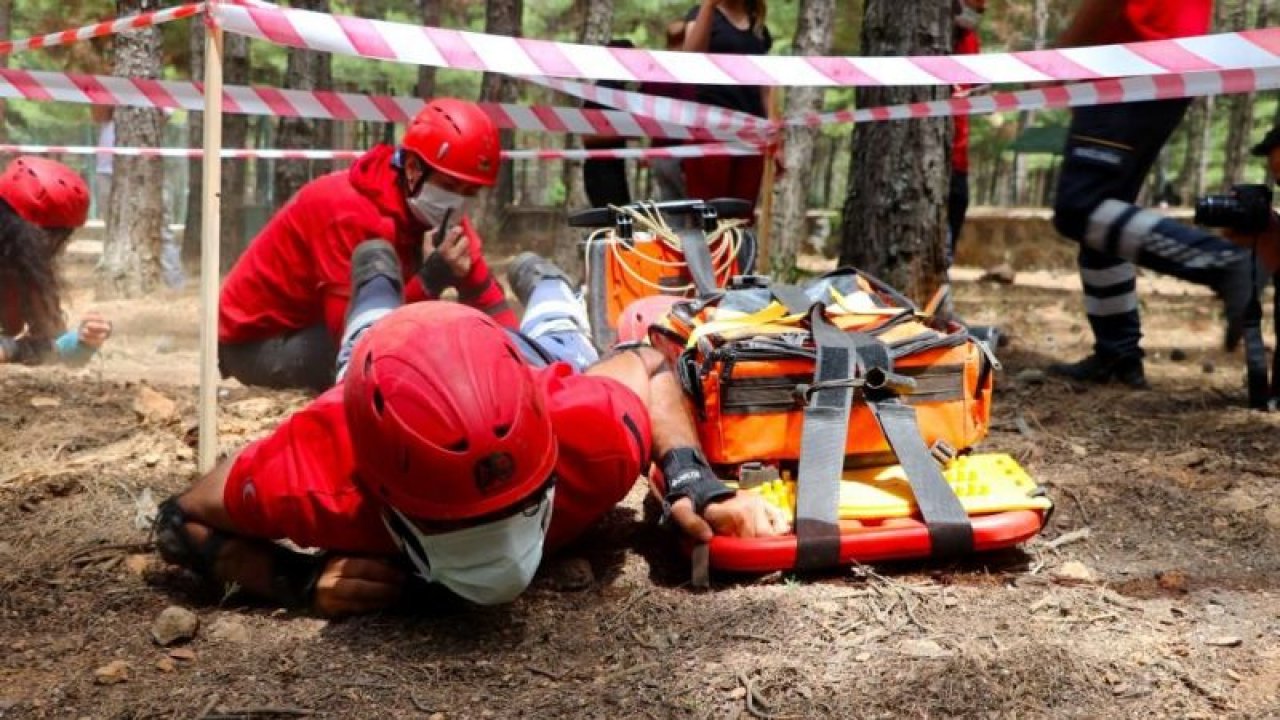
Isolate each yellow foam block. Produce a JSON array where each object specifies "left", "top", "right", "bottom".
[{"left": 748, "top": 453, "right": 1051, "bottom": 522}]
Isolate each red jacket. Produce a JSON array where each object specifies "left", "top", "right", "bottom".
[
  {"left": 951, "top": 28, "right": 980, "bottom": 175},
  {"left": 219, "top": 144, "right": 514, "bottom": 345},
  {"left": 1098, "top": 0, "right": 1212, "bottom": 44}
]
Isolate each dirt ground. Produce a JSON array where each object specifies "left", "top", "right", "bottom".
[{"left": 2, "top": 256, "right": 1279, "bottom": 720}]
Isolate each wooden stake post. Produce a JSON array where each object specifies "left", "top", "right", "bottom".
[
  {"left": 755, "top": 89, "right": 782, "bottom": 275},
  {"left": 197, "top": 24, "right": 224, "bottom": 473}
]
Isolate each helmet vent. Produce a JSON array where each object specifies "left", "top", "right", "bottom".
[
  {"left": 493, "top": 423, "right": 511, "bottom": 438},
  {"left": 447, "top": 439, "right": 469, "bottom": 453},
  {"left": 372, "top": 387, "right": 385, "bottom": 416}
]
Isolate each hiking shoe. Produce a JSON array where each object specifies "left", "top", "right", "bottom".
[
  {"left": 1212, "top": 254, "right": 1265, "bottom": 352},
  {"left": 507, "top": 251, "right": 572, "bottom": 308},
  {"left": 351, "top": 239, "right": 403, "bottom": 295},
  {"left": 1047, "top": 353, "right": 1149, "bottom": 390}
]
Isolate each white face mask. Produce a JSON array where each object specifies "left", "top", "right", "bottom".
[
  {"left": 955, "top": 5, "right": 983, "bottom": 30},
  {"left": 383, "top": 487, "right": 554, "bottom": 606},
  {"left": 407, "top": 180, "right": 469, "bottom": 228}
]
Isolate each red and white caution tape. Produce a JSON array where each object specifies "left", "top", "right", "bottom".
[
  {"left": 524, "top": 76, "right": 768, "bottom": 137},
  {"left": 0, "top": 3, "right": 204, "bottom": 56},
  {"left": 213, "top": 0, "right": 1280, "bottom": 87},
  {"left": 0, "top": 68, "right": 747, "bottom": 142},
  {"left": 784, "top": 66, "right": 1280, "bottom": 127},
  {"left": 0, "top": 142, "right": 758, "bottom": 161}
]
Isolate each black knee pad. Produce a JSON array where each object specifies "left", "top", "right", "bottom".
[{"left": 153, "top": 496, "right": 226, "bottom": 575}]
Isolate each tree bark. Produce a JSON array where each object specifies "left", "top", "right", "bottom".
[
  {"left": 275, "top": 0, "right": 334, "bottom": 207},
  {"left": 219, "top": 34, "right": 251, "bottom": 272},
  {"left": 181, "top": 18, "right": 204, "bottom": 268},
  {"left": 769, "top": 0, "right": 835, "bottom": 281},
  {"left": 1220, "top": 0, "right": 1255, "bottom": 189},
  {"left": 478, "top": 0, "right": 524, "bottom": 241},
  {"left": 561, "top": 0, "right": 615, "bottom": 218},
  {"left": 97, "top": 0, "right": 165, "bottom": 299},
  {"left": 1173, "top": 98, "right": 1207, "bottom": 205},
  {"left": 838, "top": 0, "right": 951, "bottom": 303},
  {"left": 416, "top": 0, "right": 441, "bottom": 98}
]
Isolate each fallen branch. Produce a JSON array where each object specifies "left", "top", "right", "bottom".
[
  {"left": 1045, "top": 527, "right": 1092, "bottom": 551},
  {"left": 737, "top": 672, "right": 796, "bottom": 720}
]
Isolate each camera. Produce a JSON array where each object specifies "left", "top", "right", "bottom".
[{"left": 1194, "top": 183, "right": 1274, "bottom": 234}]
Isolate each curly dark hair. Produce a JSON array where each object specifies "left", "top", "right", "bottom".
[{"left": 0, "top": 198, "right": 64, "bottom": 342}]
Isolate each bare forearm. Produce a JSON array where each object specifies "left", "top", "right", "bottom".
[
  {"left": 1055, "top": 0, "right": 1124, "bottom": 48},
  {"left": 683, "top": 2, "right": 717, "bottom": 52},
  {"left": 647, "top": 368, "right": 700, "bottom": 458}
]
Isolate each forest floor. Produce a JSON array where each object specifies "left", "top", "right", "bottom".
[{"left": 1, "top": 255, "right": 1279, "bottom": 719}]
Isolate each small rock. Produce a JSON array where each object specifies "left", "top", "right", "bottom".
[
  {"left": 1069, "top": 443, "right": 1088, "bottom": 458},
  {"left": 151, "top": 606, "right": 199, "bottom": 646},
  {"left": 93, "top": 660, "right": 130, "bottom": 685},
  {"left": 142, "top": 454, "right": 161, "bottom": 468},
  {"left": 900, "top": 638, "right": 952, "bottom": 659},
  {"left": 133, "top": 386, "right": 177, "bottom": 423},
  {"left": 1051, "top": 561, "right": 1096, "bottom": 584},
  {"left": 208, "top": 617, "right": 251, "bottom": 644},
  {"left": 812, "top": 600, "right": 840, "bottom": 614},
  {"left": 168, "top": 648, "right": 196, "bottom": 662},
  {"left": 854, "top": 652, "right": 872, "bottom": 662},
  {"left": 29, "top": 396, "right": 61, "bottom": 409},
  {"left": 1264, "top": 505, "right": 1280, "bottom": 530},
  {"left": 980, "top": 263, "right": 1016, "bottom": 285},
  {"left": 728, "top": 687, "right": 747, "bottom": 700},
  {"left": 124, "top": 554, "right": 151, "bottom": 576},
  {"left": 1201, "top": 360, "right": 1215, "bottom": 374},
  {"left": 1204, "top": 636, "right": 1242, "bottom": 648},
  {"left": 1216, "top": 489, "right": 1262, "bottom": 514},
  {"left": 547, "top": 557, "right": 593, "bottom": 592},
  {"left": 428, "top": 714, "right": 445, "bottom": 720},
  {"left": 1015, "top": 369, "right": 1046, "bottom": 386},
  {"left": 1156, "top": 569, "right": 1189, "bottom": 594},
  {"left": 175, "top": 447, "right": 194, "bottom": 462},
  {"left": 228, "top": 397, "right": 277, "bottom": 420},
  {"left": 155, "top": 657, "right": 176, "bottom": 673}
]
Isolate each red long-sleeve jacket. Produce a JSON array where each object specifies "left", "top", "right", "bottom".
[{"left": 219, "top": 144, "right": 514, "bottom": 345}]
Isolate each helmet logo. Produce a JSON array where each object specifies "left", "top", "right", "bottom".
[
  {"left": 478, "top": 156, "right": 491, "bottom": 173},
  {"left": 437, "top": 142, "right": 450, "bottom": 160},
  {"left": 474, "top": 452, "right": 516, "bottom": 496}
]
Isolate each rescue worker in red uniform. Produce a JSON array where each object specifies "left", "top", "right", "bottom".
[
  {"left": 157, "top": 246, "right": 789, "bottom": 615},
  {"left": 948, "top": 0, "right": 984, "bottom": 260},
  {"left": 218, "top": 98, "right": 515, "bottom": 391},
  {"left": 0, "top": 157, "right": 112, "bottom": 366},
  {"left": 1046, "top": 0, "right": 1260, "bottom": 389}
]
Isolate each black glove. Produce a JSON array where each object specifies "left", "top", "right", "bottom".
[
  {"left": 417, "top": 252, "right": 455, "bottom": 296},
  {"left": 659, "top": 447, "right": 734, "bottom": 515}
]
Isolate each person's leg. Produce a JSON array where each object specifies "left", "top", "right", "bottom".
[
  {"left": 1050, "top": 100, "right": 1253, "bottom": 383},
  {"left": 508, "top": 252, "right": 599, "bottom": 372},
  {"left": 583, "top": 159, "right": 631, "bottom": 208},
  {"left": 650, "top": 156, "right": 688, "bottom": 202},
  {"left": 334, "top": 240, "right": 404, "bottom": 382},
  {"left": 681, "top": 155, "right": 732, "bottom": 203},
  {"left": 218, "top": 326, "right": 337, "bottom": 392},
  {"left": 947, "top": 171, "right": 970, "bottom": 264}
]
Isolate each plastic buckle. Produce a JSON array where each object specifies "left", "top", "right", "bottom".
[
  {"left": 930, "top": 439, "right": 958, "bottom": 466},
  {"left": 729, "top": 274, "right": 770, "bottom": 290},
  {"left": 700, "top": 203, "right": 719, "bottom": 234},
  {"left": 614, "top": 213, "right": 634, "bottom": 243},
  {"left": 738, "top": 461, "right": 780, "bottom": 489}
]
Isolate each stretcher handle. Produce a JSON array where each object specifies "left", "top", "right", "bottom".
[{"left": 567, "top": 198, "right": 753, "bottom": 228}]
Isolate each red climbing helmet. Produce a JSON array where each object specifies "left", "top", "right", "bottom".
[
  {"left": 0, "top": 156, "right": 90, "bottom": 230},
  {"left": 401, "top": 98, "right": 500, "bottom": 188},
  {"left": 344, "top": 302, "right": 557, "bottom": 520},
  {"left": 615, "top": 294, "right": 682, "bottom": 345}
]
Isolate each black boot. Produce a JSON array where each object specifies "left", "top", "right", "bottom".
[
  {"left": 507, "top": 251, "right": 572, "bottom": 308},
  {"left": 1048, "top": 352, "right": 1149, "bottom": 390}
]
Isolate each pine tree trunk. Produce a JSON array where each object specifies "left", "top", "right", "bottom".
[
  {"left": 1173, "top": 98, "right": 1207, "bottom": 204},
  {"left": 838, "top": 0, "right": 950, "bottom": 302},
  {"left": 1221, "top": 0, "right": 1255, "bottom": 189},
  {"left": 416, "top": 0, "right": 441, "bottom": 98},
  {"left": 561, "top": 0, "right": 614, "bottom": 218},
  {"left": 769, "top": 0, "right": 835, "bottom": 281},
  {"left": 478, "top": 0, "right": 524, "bottom": 241},
  {"left": 97, "top": 0, "right": 165, "bottom": 299},
  {"left": 220, "top": 34, "right": 251, "bottom": 272},
  {"left": 181, "top": 19, "right": 204, "bottom": 268},
  {"left": 275, "top": 0, "right": 334, "bottom": 207}
]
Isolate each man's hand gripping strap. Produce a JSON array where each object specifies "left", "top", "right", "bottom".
[
  {"left": 660, "top": 447, "right": 734, "bottom": 515},
  {"left": 153, "top": 496, "right": 228, "bottom": 576}
]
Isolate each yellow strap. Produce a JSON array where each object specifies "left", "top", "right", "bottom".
[{"left": 684, "top": 301, "right": 798, "bottom": 348}]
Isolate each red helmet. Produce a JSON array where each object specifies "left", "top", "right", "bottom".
[
  {"left": 344, "top": 302, "right": 556, "bottom": 520},
  {"left": 401, "top": 98, "right": 500, "bottom": 188},
  {"left": 615, "top": 295, "right": 682, "bottom": 345},
  {"left": 0, "top": 156, "right": 89, "bottom": 230}
]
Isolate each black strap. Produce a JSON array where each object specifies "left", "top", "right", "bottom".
[
  {"left": 678, "top": 228, "right": 720, "bottom": 298},
  {"left": 793, "top": 305, "right": 855, "bottom": 570},
  {"left": 869, "top": 402, "right": 974, "bottom": 558},
  {"left": 1272, "top": 273, "right": 1280, "bottom": 409}
]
